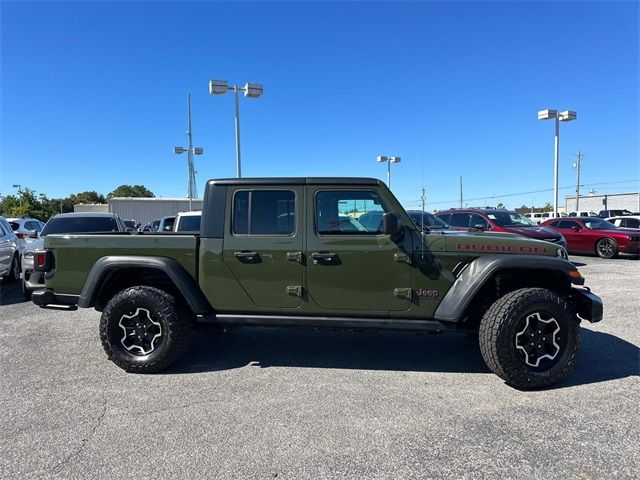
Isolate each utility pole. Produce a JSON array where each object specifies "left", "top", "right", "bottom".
[
  {"left": 573, "top": 151, "right": 582, "bottom": 211},
  {"left": 186, "top": 93, "right": 198, "bottom": 208},
  {"left": 459, "top": 176, "right": 463, "bottom": 208},
  {"left": 173, "top": 93, "right": 204, "bottom": 211}
]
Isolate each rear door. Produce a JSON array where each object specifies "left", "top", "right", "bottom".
[
  {"left": 305, "top": 187, "right": 412, "bottom": 312},
  {"left": 222, "top": 187, "right": 304, "bottom": 308}
]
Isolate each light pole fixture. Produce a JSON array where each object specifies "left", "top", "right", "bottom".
[
  {"left": 538, "top": 109, "right": 577, "bottom": 217},
  {"left": 209, "top": 79, "right": 264, "bottom": 178},
  {"left": 174, "top": 93, "right": 204, "bottom": 211},
  {"left": 376, "top": 155, "right": 401, "bottom": 189}
]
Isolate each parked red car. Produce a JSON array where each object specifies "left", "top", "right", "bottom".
[
  {"left": 541, "top": 217, "right": 640, "bottom": 258},
  {"left": 435, "top": 209, "right": 567, "bottom": 248}
]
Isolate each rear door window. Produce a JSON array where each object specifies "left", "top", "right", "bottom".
[{"left": 233, "top": 190, "right": 295, "bottom": 235}]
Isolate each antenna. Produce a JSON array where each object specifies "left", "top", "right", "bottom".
[{"left": 420, "top": 185, "right": 426, "bottom": 260}]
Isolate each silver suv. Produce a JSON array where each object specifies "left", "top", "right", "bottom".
[
  {"left": 0, "top": 216, "right": 20, "bottom": 283},
  {"left": 6, "top": 217, "right": 45, "bottom": 256}
]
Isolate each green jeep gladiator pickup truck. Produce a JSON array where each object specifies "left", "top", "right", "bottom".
[{"left": 33, "top": 178, "right": 602, "bottom": 389}]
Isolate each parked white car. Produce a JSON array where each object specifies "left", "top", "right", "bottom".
[
  {"left": 6, "top": 217, "right": 45, "bottom": 257},
  {"left": 524, "top": 212, "right": 544, "bottom": 224},
  {"left": 540, "top": 211, "right": 567, "bottom": 222},
  {"left": 606, "top": 215, "right": 640, "bottom": 230},
  {"left": 567, "top": 210, "right": 598, "bottom": 218},
  {"left": 174, "top": 211, "right": 202, "bottom": 233},
  {"left": 0, "top": 216, "right": 20, "bottom": 283}
]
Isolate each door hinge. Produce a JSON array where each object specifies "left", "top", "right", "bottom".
[
  {"left": 286, "top": 251, "right": 303, "bottom": 263},
  {"left": 394, "top": 253, "right": 410, "bottom": 264},
  {"left": 286, "top": 285, "right": 303, "bottom": 297},
  {"left": 393, "top": 288, "right": 412, "bottom": 299}
]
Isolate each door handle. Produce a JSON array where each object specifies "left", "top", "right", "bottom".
[
  {"left": 311, "top": 252, "right": 337, "bottom": 264},
  {"left": 234, "top": 251, "right": 260, "bottom": 261}
]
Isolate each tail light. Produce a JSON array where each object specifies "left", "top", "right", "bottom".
[{"left": 34, "top": 251, "right": 53, "bottom": 272}]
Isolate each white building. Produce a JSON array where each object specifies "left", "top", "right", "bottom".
[
  {"left": 565, "top": 192, "right": 640, "bottom": 214},
  {"left": 74, "top": 197, "right": 202, "bottom": 226}
]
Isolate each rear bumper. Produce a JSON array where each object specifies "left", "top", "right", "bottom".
[
  {"left": 571, "top": 288, "right": 603, "bottom": 323},
  {"left": 32, "top": 289, "right": 79, "bottom": 308}
]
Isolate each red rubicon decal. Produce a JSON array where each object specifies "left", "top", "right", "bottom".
[{"left": 456, "top": 243, "right": 548, "bottom": 254}]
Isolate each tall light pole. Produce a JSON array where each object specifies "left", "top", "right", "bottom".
[
  {"left": 174, "top": 93, "right": 204, "bottom": 211},
  {"left": 572, "top": 151, "right": 583, "bottom": 212},
  {"left": 376, "top": 156, "right": 401, "bottom": 189},
  {"left": 209, "top": 80, "right": 264, "bottom": 178},
  {"left": 12, "top": 184, "right": 22, "bottom": 208},
  {"left": 537, "top": 109, "right": 577, "bottom": 217}
]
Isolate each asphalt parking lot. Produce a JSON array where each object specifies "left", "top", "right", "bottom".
[{"left": 1, "top": 255, "right": 638, "bottom": 479}]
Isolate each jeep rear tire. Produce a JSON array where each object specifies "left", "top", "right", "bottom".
[
  {"left": 99, "top": 286, "right": 192, "bottom": 373},
  {"left": 479, "top": 288, "right": 580, "bottom": 389}
]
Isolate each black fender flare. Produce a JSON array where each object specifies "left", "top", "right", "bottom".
[
  {"left": 78, "top": 256, "right": 212, "bottom": 314},
  {"left": 433, "top": 254, "right": 581, "bottom": 322}
]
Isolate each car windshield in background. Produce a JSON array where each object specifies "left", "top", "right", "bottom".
[
  {"left": 408, "top": 212, "right": 449, "bottom": 229},
  {"left": 487, "top": 212, "right": 536, "bottom": 227},
  {"left": 41, "top": 217, "right": 119, "bottom": 236},
  {"left": 123, "top": 220, "right": 136, "bottom": 229},
  {"left": 584, "top": 219, "right": 615, "bottom": 230},
  {"left": 177, "top": 216, "right": 201, "bottom": 232}
]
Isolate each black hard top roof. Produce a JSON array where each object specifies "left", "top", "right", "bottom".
[
  {"left": 52, "top": 212, "right": 118, "bottom": 218},
  {"left": 208, "top": 177, "right": 384, "bottom": 187}
]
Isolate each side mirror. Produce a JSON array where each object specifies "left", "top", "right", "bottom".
[
  {"left": 28, "top": 230, "right": 38, "bottom": 239},
  {"left": 472, "top": 224, "right": 486, "bottom": 231},
  {"left": 571, "top": 225, "right": 581, "bottom": 232},
  {"left": 163, "top": 225, "right": 173, "bottom": 232},
  {"left": 382, "top": 213, "right": 401, "bottom": 236}
]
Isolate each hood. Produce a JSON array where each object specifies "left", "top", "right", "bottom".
[
  {"left": 501, "top": 226, "right": 561, "bottom": 241},
  {"left": 441, "top": 231, "right": 559, "bottom": 257}
]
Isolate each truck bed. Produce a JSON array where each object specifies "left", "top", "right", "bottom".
[{"left": 44, "top": 233, "right": 198, "bottom": 296}]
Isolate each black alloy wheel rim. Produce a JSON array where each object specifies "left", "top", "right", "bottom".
[
  {"left": 597, "top": 239, "right": 615, "bottom": 258},
  {"left": 117, "top": 308, "right": 163, "bottom": 356},
  {"left": 514, "top": 312, "right": 565, "bottom": 369}
]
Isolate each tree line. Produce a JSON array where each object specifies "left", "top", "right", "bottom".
[{"left": 0, "top": 185, "right": 154, "bottom": 221}]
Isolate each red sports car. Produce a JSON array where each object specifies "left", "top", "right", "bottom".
[{"left": 541, "top": 217, "right": 640, "bottom": 258}]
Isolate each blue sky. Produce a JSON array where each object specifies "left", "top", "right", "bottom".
[{"left": 1, "top": 1, "right": 638, "bottom": 210}]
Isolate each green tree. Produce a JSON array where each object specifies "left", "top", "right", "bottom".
[
  {"left": 69, "top": 191, "right": 106, "bottom": 205},
  {"left": 108, "top": 185, "right": 154, "bottom": 198}
]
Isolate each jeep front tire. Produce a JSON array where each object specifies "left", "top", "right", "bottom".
[
  {"left": 479, "top": 288, "right": 580, "bottom": 389},
  {"left": 99, "top": 286, "right": 192, "bottom": 373}
]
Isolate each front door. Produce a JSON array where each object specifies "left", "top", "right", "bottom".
[
  {"left": 222, "top": 187, "right": 304, "bottom": 309},
  {"left": 306, "top": 188, "right": 412, "bottom": 312}
]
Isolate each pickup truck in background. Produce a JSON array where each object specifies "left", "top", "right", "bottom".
[{"left": 33, "top": 178, "right": 603, "bottom": 389}]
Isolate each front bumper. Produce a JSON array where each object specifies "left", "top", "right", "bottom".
[
  {"left": 571, "top": 288, "right": 603, "bottom": 323},
  {"left": 620, "top": 241, "right": 640, "bottom": 254},
  {"left": 32, "top": 289, "right": 79, "bottom": 308}
]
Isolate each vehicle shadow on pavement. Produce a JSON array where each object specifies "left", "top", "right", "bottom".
[
  {"left": 562, "top": 329, "right": 640, "bottom": 388},
  {"left": 170, "top": 327, "right": 491, "bottom": 375},
  {"left": 0, "top": 282, "right": 27, "bottom": 306},
  {"left": 170, "top": 326, "right": 639, "bottom": 388}
]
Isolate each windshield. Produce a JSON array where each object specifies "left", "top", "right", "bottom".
[
  {"left": 408, "top": 212, "right": 449, "bottom": 229},
  {"left": 584, "top": 218, "right": 616, "bottom": 230},
  {"left": 42, "top": 216, "right": 119, "bottom": 236},
  {"left": 487, "top": 212, "right": 536, "bottom": 227}
]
